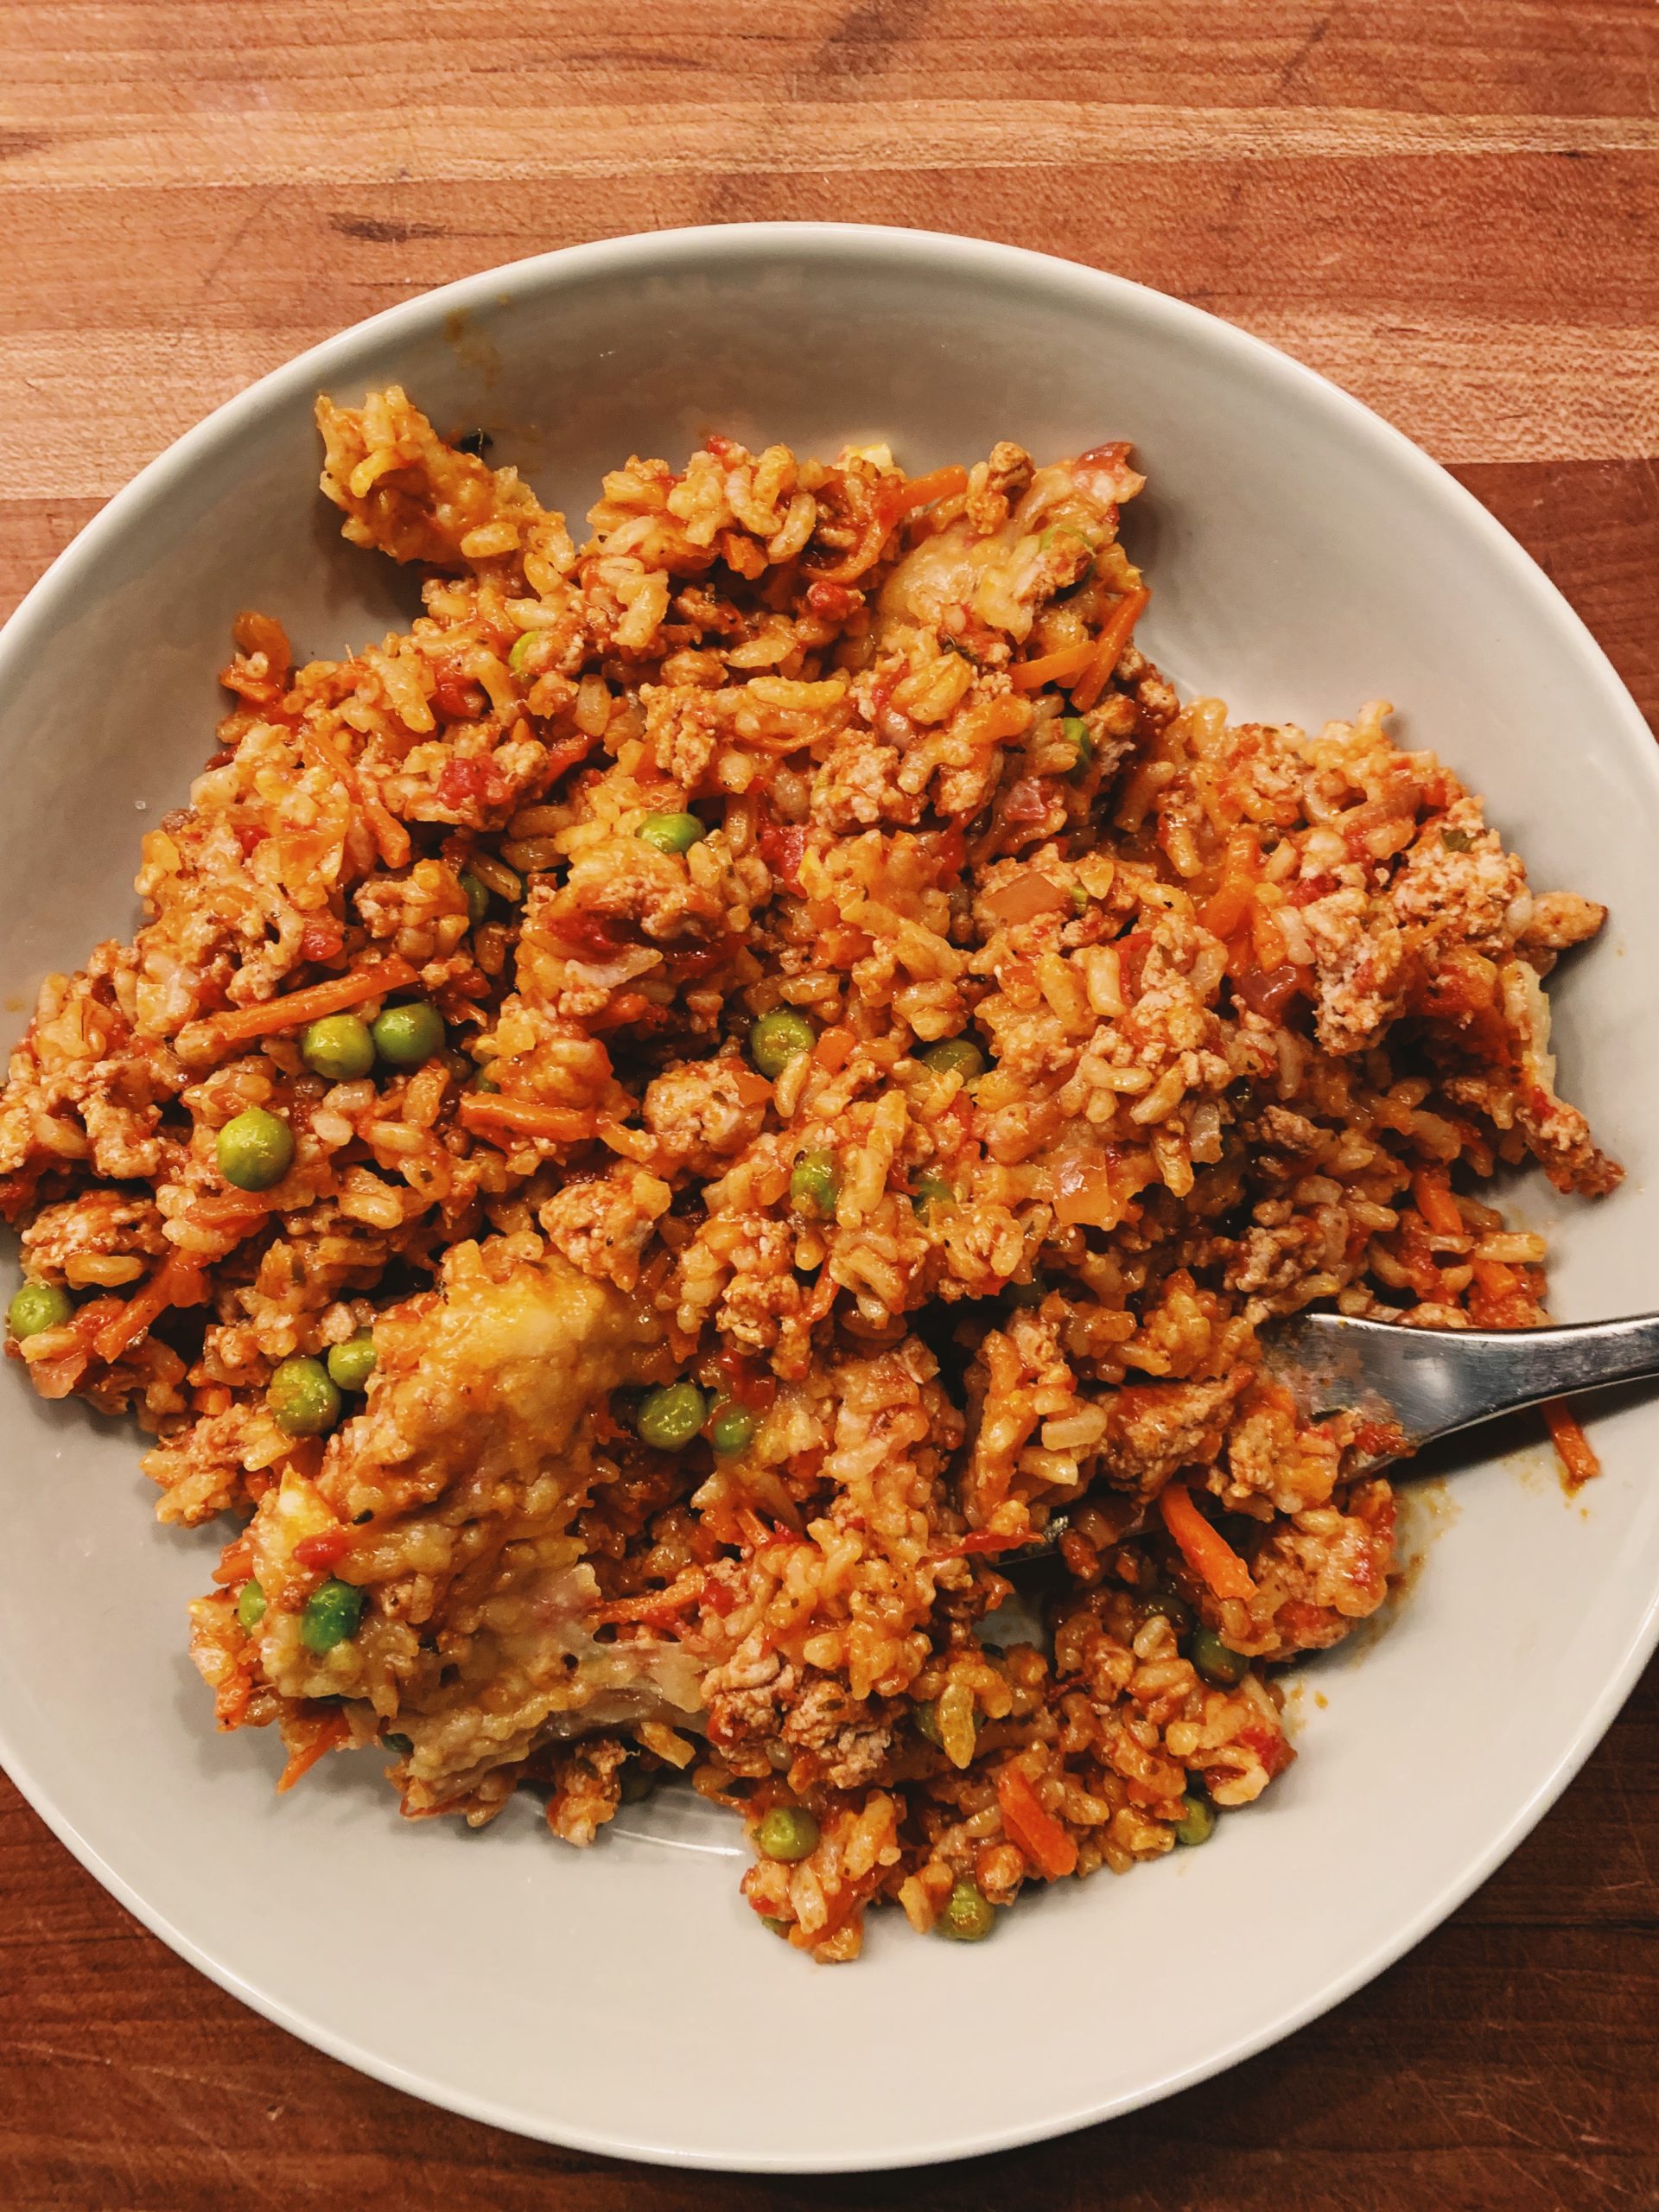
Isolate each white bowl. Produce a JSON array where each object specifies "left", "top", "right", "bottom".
[{"left": 2, "top": 224, "right": 1656, "bottom": 2174}]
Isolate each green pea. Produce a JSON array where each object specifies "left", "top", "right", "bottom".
[
  {"left": 637, "top": 1380, "right": 707, "bottom": 1452},
  {"left": 1138, "top": 1589, "right": 1194, "bottom": 1640},
  {"left": 619, "top": 1759, "right": 658, "bottom": 1805},
  {"left": 236, "top": 1579, "right": 267, "bottom": 1632},
  {"left": 1174, "top": 1791, "right": 1216, "bottom": 1847},
  {"left": 1192, "top": 1625, "right": 1249, "bottom": 1688},
  {"left": 371, "top": 1002, "right": 445, "bottom": 1067},
  {"left": 300, "top": 1014, "right": 375, "bottom": 1083},
  {"left": 912, "top": 1170, "right": 955, "bottom": 1218},
  {"left": 300, "top": 1576, "right": 365, "bottom": 1654},
  {"left": 216, "top": 1106, "right": 295, "bottom": 1192},
  {"left": 756, "top": 1805, "right": 819, "bottom": 1863},
  {"left": 789, "top": 1149, "right": 839, "bottom": 1216},
  {"left": 922, "top": 1036, "right": 985, "bottom": 1083},
  {"left": 710, "top": 1406, "right": 756, "bottom": 1456},
  {"left": 938, "top": 1880, "right": 996, "bottom": 1942},
  {"left": 507, "top": 629, "right": 541, "bottom": 675},
  {"left": 471, "top": 1064, "right": 500, "bottom": 1092},
  {"left": 914, "top": 1700, "right": 977, "bottom": 1752},
  {"left": 267, "top": 1354, "right": 341, "bottom": 1437},
  {"left": 8, "top": 1281, "right": 72, "bottom": 1339},
  {"left": 1440, "top": 827, "right": 1473, "bottom": 853},
  {"left": 637, "top": 812, "right": 707, "bottom": 856},
  {"left": 748, "top": 1007, "right": 816, "bottom": 1079},
  {"left": 1001, "top": 1274, "right": 1049, "bottom": 1308},
  {"left": 326, "top": 1333, "right": 378, "bottom": 1392},
  {"left": 384, "top": 1732, "right": 413, "bottom": 1756},
  {"left": 458, "top": 870, "right": 491, "bottom": 928},
  {"left": 1060, "top": 714, "right": 1092, "bottom": 769}
]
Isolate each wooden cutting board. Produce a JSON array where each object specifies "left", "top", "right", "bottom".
[{"left": 2, "top": 3, "right": 1656, "bottom": 2205}]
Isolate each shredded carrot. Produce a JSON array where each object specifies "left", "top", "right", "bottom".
[
  {"left": 594, "top": 1116, "right": 659, "bottom": 1162},
  {"left": 1543, "top": 1398, "right": 1601, "bottom": 1489},
  {"left": 456, "top": 1095, "right": 597, "bottom": 1146},
  {"left": 92, "top": 1251, "right": 207, "bottom": 1365},
  {"left": 186, "top": 1192, "right": 274, "bottom": 1231},
  {"left": 1007, "top": 639, "right": 1096, "bottom": 692},
  {"left": 735, "top": 1505, "right": 775, "bottom": 1550},
  {"left": 746, "top": 724, "right": 830, "bottom": 754},
  {"left": 995, "top": 1763, "right": 1078, "bottom": 1880},
  {"left": 814, "top": 1024, "right": 855, "bottom": 1074},
  {"left": 1158, "top": 1482, "right": 1255, "bottom": 1601},
  {"left": 190, "top": 957, "right": 419, "bottom": 1050},
  {"left": 214, "top": 1668, "right": 253, "bottom": 1731},
  {"left": 940, "top": 1528, "right": 1037, "bottom": 1559},
  {"left": 729, "top": 1065, "right": 776, "bottom": 1108},
  {"left": 1199, "top": 876, "right": 1256, "bottom": 943},
  {"left": 585, "top": 990, "right": 654, "bottom": 1033},
  {"left": 593, "top": 1570, "right": 706, "bottom": 1626},
  {"left": 1471, "top": 1256, "right": 1519, "bottom": 1300},
  {"left": 1070, "top": 586, "right": 1151, "bottom": 712},
  {"left": 210, "top": 1535, "right": 254, "bottom": 1587},
  {"left": 889, "top": 463, "right": 969, "bottom": 518},
  {"left": 276, "top": 1711, "right": 351, "bottom": 1794},
  {"left": 1249, "top": 902, "right": 1289, "bottom": 972},
  {"left": 1411, "top": 1170, "right": 1465, "bottom": 1241},
  {"left": 300, "top": 727, "right": 411, "bottom": 870},
  {"left": 982, "top": 868, "right": 1073, "bottom": 924}
]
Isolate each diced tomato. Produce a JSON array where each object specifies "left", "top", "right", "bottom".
[
  {"left": 715, "top": 1348, "right": 777, "bottom": 1412},
  {"left": 294, "top": 1528, "right": 350, "bottom": 1571},
  {"left": 435, "top": 754, "right": 510, "bottom": 812},
  {"left": 1233, "top": 963, "right": 1305, "bottom": 1022},
  {"left": 701, "top": 1573, "right": 737, "bottom": 1617},
  {"left": 805, "top": 580, "right": 855, "bottom": 621},
  {"left": 1238, "top": 1724, "right": 1294, "bottom": 1780},
  {"left": 1350, "top": 1418, "right": 1410, "bottom": 1462},
  {"left": 553, "top": 910, "right": 629, "bottom": 960},
  {"left": 1116, "top": 928, "right": 1154, "bottom": 999},
  {"left": 430, "top": 662, "right": 486, "bottom": 721},
  {"left": 671, "top": 940, "right": 734, "bottom": 981},
  {"left": 1001, "top": 777, "right": 1054, "bottom": 826},
  {"left": 299, "top": 918, "right": 345, "bottom": 963},
  {"left": 533, "top": 731, "right": 601, "bottom": 789},
  {"left": 758, "top": 821, "right": 809, "bottom": 895},
  {"left": 234, "top": 825, "right": 266, "bottom": 857},
  {"left": 923, "top": 822, "right": 967, "bottom": 883},
  {"left": 1286, "top": 872, "right": 1338, "bottom": 907}
]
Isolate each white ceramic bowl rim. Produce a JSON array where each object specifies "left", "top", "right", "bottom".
[{"left": 1, "top": 222, "right": 1656, "bottom": 2173}]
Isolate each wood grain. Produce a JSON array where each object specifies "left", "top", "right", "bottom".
[{"left": 2, "top": 3, "right": 1657, "bottom": 2205}]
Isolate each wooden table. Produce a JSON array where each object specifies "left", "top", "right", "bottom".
[{"left": 3, "top": 3, "right": 1657, "bottom": 2204}]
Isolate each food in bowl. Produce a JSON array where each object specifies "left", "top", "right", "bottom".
[{"left": 0, "top": 389, "right": 1617, "bottom": 1961}]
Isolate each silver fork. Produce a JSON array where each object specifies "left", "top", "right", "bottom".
[{"left": 1262, "top": 1308, "right": 1659, "bottom": 1475}]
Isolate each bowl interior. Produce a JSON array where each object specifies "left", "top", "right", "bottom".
[{"left": 2, "top": 226, "right": 1657, "bottom": 2172}]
